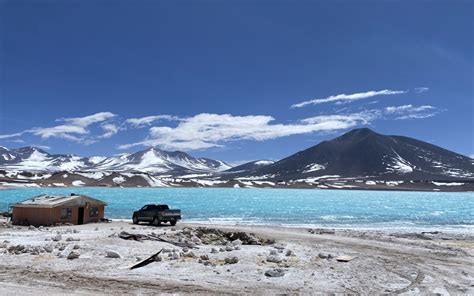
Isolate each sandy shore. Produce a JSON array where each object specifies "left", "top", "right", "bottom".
[{"left": 0, "top": 218, "right": 473, "bottom": 295}]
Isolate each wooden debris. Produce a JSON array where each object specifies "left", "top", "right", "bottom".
[
  {"left": 130, "top": 249, "right": 163, "bottom": 270},
  {"left": 119, "top": 231, "right": 147, "bottom": 241}
]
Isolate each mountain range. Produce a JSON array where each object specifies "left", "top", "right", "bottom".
[{"left": 1, "top": 128, "right": 473, "bottom": 190}]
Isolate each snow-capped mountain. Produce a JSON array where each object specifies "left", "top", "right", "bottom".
[
  {"left": 233, "top": 128, "right": 474, "bottom": 181},
  {"left": 0, "top": 146, "right": 231, "bottom": 175},
  {"left": 91, "top": 147, "right": 231, "bottom": 174},
  {"left": 223, "top": 160, "right": 275, "bottom": 173}
]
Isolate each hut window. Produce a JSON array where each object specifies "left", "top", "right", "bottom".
[
  {"left": 89, "top": 207, "right": 99, "bottom": 217},
  {"left": 61, "top": 208, "right": 72, "bottom": 219}
]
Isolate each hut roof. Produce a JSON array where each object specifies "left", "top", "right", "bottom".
[{"left": 13, "top": 194, "right": 107, "bottom": 208}]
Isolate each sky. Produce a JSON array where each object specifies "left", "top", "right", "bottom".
[{"left": 0, "top": 1, "right": 473, "bottom": 164}]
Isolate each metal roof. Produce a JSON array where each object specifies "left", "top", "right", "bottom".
[{"left": 13, "top": 194, "right": 107, "bottom": 208}]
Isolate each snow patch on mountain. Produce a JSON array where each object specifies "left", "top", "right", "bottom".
[{"left": 302, "top": 163, "right": 326, "bottom": 173}]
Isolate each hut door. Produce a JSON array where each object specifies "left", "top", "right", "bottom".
[{"left": 78, "top": 207, "right": 84, "bottom": 225}]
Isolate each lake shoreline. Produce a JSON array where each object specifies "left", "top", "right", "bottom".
[{"left": 0, "top": 218, "right": 472, "bottom": 294}]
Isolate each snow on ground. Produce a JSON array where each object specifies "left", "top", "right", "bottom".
[
  {"left": 72, "top": 180, "right": 86, "bottom": 187},
  {"left": 112, "top": 176, "right": 126, "bottom": 184},
  {"left": 302, "top": 163, "right": 326, "bottom": 173},
  {"left": 432, "top": 181, "right": 465, "bottom": 186}
]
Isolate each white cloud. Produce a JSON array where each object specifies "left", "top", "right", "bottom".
[
  {"left": 100, "top": 123, "right": 120, "bottom": 138},
  {"left": 118, "top": 112, "right": 378, "bottom": 151},
  {"left": 414, "top": 87, "right": 429, "bottom": 93},
  {"left": 0, "top": 131, "right": 26, "bottom": 139},
  {"left": 291, "top": 89, "right": 407, "bottom": 108},
  {"left": 0, "top": 112, "right": 117, "bottom": 143},
  {"left": 126, "top": 115, "right": 181, "bottom": 128},
  {"left": 384, "top": 104, "right": 440, "bottom": 120}
]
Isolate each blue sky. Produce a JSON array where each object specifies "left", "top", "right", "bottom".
[{"left": 1, "top": 1, "right": 473, "bottom": 163}]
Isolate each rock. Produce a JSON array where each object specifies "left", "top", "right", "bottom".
[
  {"left": 73, "top": 229, "right": 80, "bottom": 233},
  {"left": 105, "top": 250, "right": 121, "bottom": 258},
  {"left": 232, "top": 239, "right": 242, "bottom": 246},
  {"left": 191, "top": 236, "right": 202, "bottom": 245},
  {"left": 285, "top": 250, "right": 293, "bottom": 256},
  {"left": 162, "top": 248, "right": 172, "bottom": 253},
  {"left": 265, "top": 268, "right": 285, "bottom": 277},
  {"left": 182, "top": 247, "right": 189, "bottom": 253},
  {"left": 67, "top": 251, "right": 80, "bottom": 260},
  {"left": 94, "top": 227, "right": 99, "bottom": 231},
  {"left": 224, "top": 256, "right": 239, "bottom": 264},
  {"left": 219, "top": 247, "right": 225, "bottom": 252},
  {"left": 44, "top": 245, "right": 53, "bottom": 253},
  {"left": 234, "top": 246, "right": 241, "bottom": 250},
  {"left": 335, "top": 255, "right": 355, "bottom": 262},
  {"left": 269, "top": 250, "right": 278, "bottom": 255},
  {"left": 266, "top": 255, "right": 282, "bottom": 263},
  {"left": 225, "top": 244, "right": 234, "bottom": 252},
  {"left": 200, "top": 254, "right": 209, "bottom": 260},
  {"left": 210, "top": 248, "right": 218, "bottom": 253},
  {"left": 170, "top": 252, "right": 180, "bottom": 260},
  {"left": 318, "top": 253, "right": 329, "bottom": 259},
  {"left": 52, "top": 235, "right": 62, "bottom": 242},
  {"left": 184, "top": 252, "right": 195, "bottom": 258},
  {"left": 136, "top": 256, "right": 142, "bottom": 261},
  {"left": 28, "top": 225, "right": 36, "bottom": 231},
  {"left": 73, "top": 244, "right": 80, "bottom": 249}
]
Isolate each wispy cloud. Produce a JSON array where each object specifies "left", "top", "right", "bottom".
[
  {"left": 118, "top": 112, "right": 378, "bottom": 151},
  {"left": 100, "top": 123, "right": 120, "bottom": 139},
  {"left": 291, "top": 89, "right": 407, "bottom": 108},
  {"left": 414, "top": 87, "right": 429, "bottom": 93},
  {"left": 384, "top": 104, "right": 440, "bottom": 120},
  {"left": 125, "top": 115, "right": 181, "bottom": 128},
  {"left": 0, "top": 112, "right": 117, "bottom": 143}
]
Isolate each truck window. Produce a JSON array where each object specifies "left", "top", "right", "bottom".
[{"left": 157, "top": 205, "right": 169, "bottom": 211}]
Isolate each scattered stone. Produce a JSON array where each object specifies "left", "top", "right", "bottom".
[
  {"left": 94, "top": 227, "right": 99, "bottom": 231},
  {"left": 335, "top": 255, "right": 355, "bottom": 262},
  {"left": 224, "top": 256, "right": 239, "bottom": 264},
  {"left": 67, "top": 251, "right": 80, "bottom": 260},
  {"left": 210, "top": 248, "right": 218, "bottom": 253},
  {"left": 232, "top": 239, "right": 242, "bottom": 246},
  {"left": 44, "top": 245, "right": 53, "bottom": 253},
  {"left": 318, "top": 253, "right": 328, "bottom": 259},
  {"left": 265, "top": 268, "right": 285, "bottom": 277},
  {"left": 219, "top": 247, "right": 225, "bottom": 252},
  {"left": 52, "top": 234, "right": 62, "bottom": 242},
  {"left": 191, "top": 236, "right": 202, "bottom": 245},
  {"left": 105, "top": 250, "right": 121, "bottom": 258},
  {"left": 200, "top": 254, "right": 209, "bottom": 261},
  {"left": 136, "top": 256, "right": 142, "bottom": 261},
  {"left": 182, "top": 247, "right": 189, "bottom": 253},
  {"left": 285, "top": 250, "right": 293, "bottom": 256},
  {"left": 266, "top": 255, "right": 282, "bottom": 263},
  {"left": 73, "top": 229, "right": 80, "bottom": 233},
  {"left": 28, "top": 225, "right": 36, "bottom": 231},
  {"left": 270, "top": 250, "right": 278, "bottom": 255},
  {"left": 73, "top": 244, "right": 80, "bottom": 250},
  {"left": 184, "top": 251, "right": 195, "bottom": 258},
  {"left": 225, "top": 244, "right": 234, "bottom": 252},
  {"left": 162, "top": 248, "right": 172, "bottom": 253},
  {"left": 66, "top": 237, "right": 80, "bottom": 242},
  {"left": 234, "top": 245, "right": 241, "bottom": 250},
  {"left": 169, "top": 252, "right": 179, "bottom": 260}
]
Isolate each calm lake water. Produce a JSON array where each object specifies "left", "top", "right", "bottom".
[{"left": 1, "top": 187, "right": 473, "bottom": 230}]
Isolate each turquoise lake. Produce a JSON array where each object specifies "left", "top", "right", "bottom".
[{"left": 1, "top": 188, "right": 473, "bottom": 230}]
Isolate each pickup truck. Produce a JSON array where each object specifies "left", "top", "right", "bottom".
[{"left": 132, "top": 204, "right": 181, "bottom": 226}]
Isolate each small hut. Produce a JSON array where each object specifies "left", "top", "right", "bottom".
[{"left": 11, "top": 194, "right": 107, "bottom": 226}]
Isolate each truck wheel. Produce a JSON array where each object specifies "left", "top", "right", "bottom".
[
  {"left": 152, "top": 217, "right": 161, "bottom": 226},
  {"left": 132, "top": 216, "right": 138, "bottom": 224},
  {"left": 170, "top": 219, "right": 177, "bottom": 226}
]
